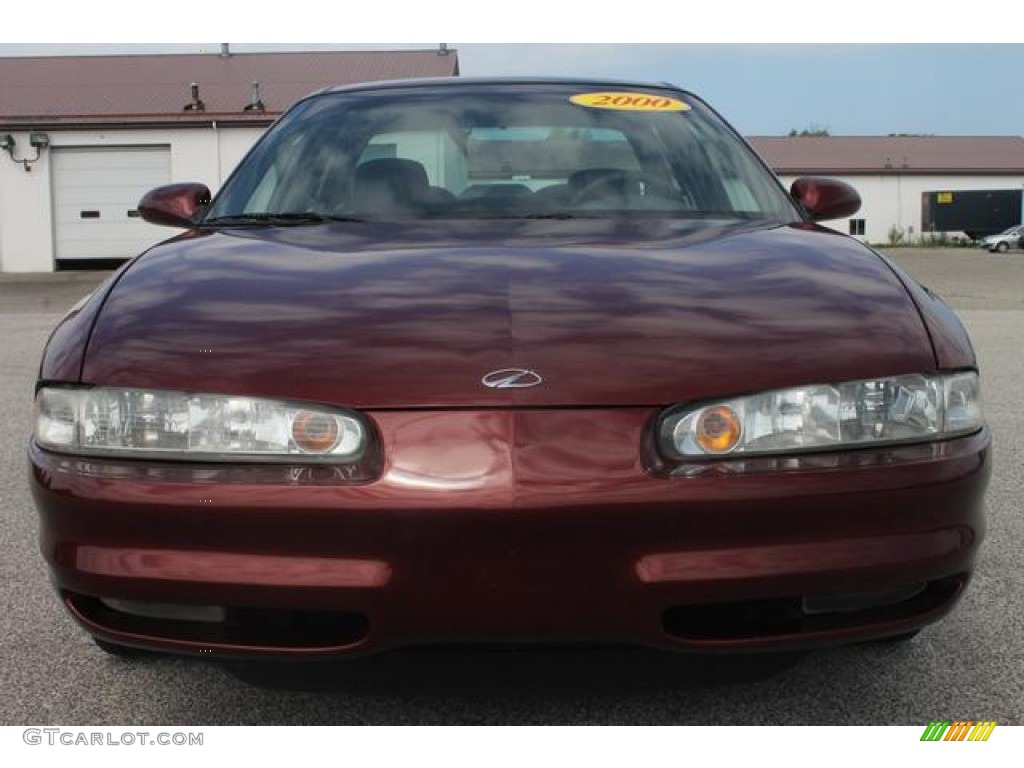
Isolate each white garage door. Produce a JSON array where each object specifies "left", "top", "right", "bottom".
[{"left": 52, "top": 146, "right": 171, "bottom": 261}]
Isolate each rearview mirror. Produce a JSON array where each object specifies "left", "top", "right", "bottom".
[
  {"left": 790, "top": 177, "right": 861, "bottom": 222},
  {"left": 137, "top": 183, "right": 212, "bottom": 227}
]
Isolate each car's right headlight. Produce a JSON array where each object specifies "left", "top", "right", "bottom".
[
  {"left": 34, "top": 386, "right": 366, "bottom": 462},
  {"left": 659, "top": 371, "right": 983, "bottom": 459}
]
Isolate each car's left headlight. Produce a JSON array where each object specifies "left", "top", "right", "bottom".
[
  {"left": 659, "top": 371, "right": 983, "bottom": 459},
  {"left": 34, "top": 386, "right": 366, "bottom": 462}
]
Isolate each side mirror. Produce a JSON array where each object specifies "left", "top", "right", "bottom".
[
  {"left": 790, "top": 177, "right": 861, "bottom": 221},
  {"left": 137, "top": 183, "right": 212, "bottom": 227}
]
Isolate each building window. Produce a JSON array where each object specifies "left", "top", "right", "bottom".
[{"left": 849, "top": 219, "right": 866, "bottom": 236}]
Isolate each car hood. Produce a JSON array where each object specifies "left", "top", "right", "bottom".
[{"left": 82, "top": 220, "right": 935, "bottom": 408}]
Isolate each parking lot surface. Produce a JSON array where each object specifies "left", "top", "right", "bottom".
[{"left": 1, "top": 247, "right": 1021, "bottom": 725}]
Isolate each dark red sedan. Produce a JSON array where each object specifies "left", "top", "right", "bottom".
[{"left": 30, "top": 78, "right": 989, "bottom": 660}]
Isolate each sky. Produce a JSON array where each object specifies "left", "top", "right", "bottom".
[{"left": 3, "top": 3, "right": 1022, "bottom": 137}]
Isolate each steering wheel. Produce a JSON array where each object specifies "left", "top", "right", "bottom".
[{"left": 569, "top": 170, "right": 659, "bottom": 206}]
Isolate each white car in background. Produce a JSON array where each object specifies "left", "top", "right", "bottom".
[{"left": 978, "top": 225, "right": 1023, "bottom": 252}]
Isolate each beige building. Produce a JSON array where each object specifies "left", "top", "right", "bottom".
[{"left": 750, "top": 136, "right": 1024, "bottom": 244}]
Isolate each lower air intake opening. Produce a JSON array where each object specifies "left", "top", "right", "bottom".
[
  {"left": 662, "top": 575, "right": 964, "bottom": 641},
  {"left": 67, "top": 593, "right": 369, "bottom": 649}
]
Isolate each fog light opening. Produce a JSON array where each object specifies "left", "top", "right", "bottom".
[
  {"left": 662, "top": 577, "right": 963, "bottom": 641},
  {"left": 801, "top": 583, "right": 926, "bottom": 615},
  {"left": 99, "top": 598, "right": 226, "bottom": 624}
]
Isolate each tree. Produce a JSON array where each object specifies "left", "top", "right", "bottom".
[{"left": 787, "top": 124, "right": 831, "bottom": 137}]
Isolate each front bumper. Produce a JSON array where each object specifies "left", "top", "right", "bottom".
[{"left": 29, "top": 409, "right": 991, "bottom": 658}]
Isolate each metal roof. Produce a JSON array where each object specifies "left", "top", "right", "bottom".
[
  {"left": 0, "top": 49, "right": 460, "bottom": 128},
  {"left": 749, "top": 135, "right": 1024, "bottom": 175}
]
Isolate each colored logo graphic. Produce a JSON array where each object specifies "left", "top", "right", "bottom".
[{"left": 920, "top": 721, "right": 996, "bottom": 741}]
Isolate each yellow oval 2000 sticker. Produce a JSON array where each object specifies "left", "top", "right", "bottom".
[{"left": 570, "top": 92, "right": 690, "bottom": 112}]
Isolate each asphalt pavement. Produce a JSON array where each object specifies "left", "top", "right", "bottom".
[{"left": 0, "top": 247, "right": 1021, "bottom": 725}]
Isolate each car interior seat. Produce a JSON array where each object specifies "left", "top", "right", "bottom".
[{"left": 351, "top": 158, "right": 454, "bottom": 216}]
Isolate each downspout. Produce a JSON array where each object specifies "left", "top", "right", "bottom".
[{"left": 896, "top": 172, "right": 903, "bottom": 234}]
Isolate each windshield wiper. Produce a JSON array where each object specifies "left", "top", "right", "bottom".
[{"left": 201, "top": 212, "right": 365, "bottom": 227}]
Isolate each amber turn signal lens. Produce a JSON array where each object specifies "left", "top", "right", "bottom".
[
  {"left": 694, "top": 405, "right": 742, "bottom": 453},
  {"left": 291, "top": 410, "right": 342, "bottom": 453}
]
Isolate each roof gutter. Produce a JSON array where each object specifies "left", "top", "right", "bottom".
[
  {"left": 771, "top": 167, "right": 1024, "bottom": 176},
  {"left": 0, "top": 115, "right": 278, "bottom": 131}
]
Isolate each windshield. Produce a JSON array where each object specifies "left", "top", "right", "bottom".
[{"left": 207, "top": 83, "right": 801, "bottom": 224}]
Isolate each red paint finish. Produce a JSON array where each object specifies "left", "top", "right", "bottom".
[
  {"left": 30, "top": 412, "right": 989, "bottom": 655},
  {"left": 75, "top": 547, "right": 392, "bottom": 588},
  {"left": 31, "top": 219, "right": 990, "bottom": 658},
  {"left": 636, "top": 530, "right": 966, "bottom": 583},
  {"left": 872, "top": 251, "right": 979, "bottom": 369},
  {"left": 76, "top": 222, "right": 937, "bottom": 409},
  {"left": 790, "top": 177, "right": 862, "bottom": 221},
  {"left": 137, "top": 183, "right": 211, "bottom": 228}
]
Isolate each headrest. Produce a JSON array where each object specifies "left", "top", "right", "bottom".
[{"left": 354, "top": 158, "right": 431, "bottom": 192}]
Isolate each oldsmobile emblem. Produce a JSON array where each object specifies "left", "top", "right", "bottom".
[{"left": 481, "top": 369, "right": 543, "bottom": 389}]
